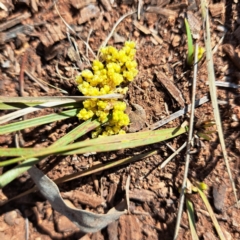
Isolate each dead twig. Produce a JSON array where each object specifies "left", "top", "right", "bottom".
[
  {"left": 0, "top": 12, "right": 31, "bottom": 31},
  {"left": 24, "top": 70, "right": 49, "bottom": 93},
  {"left": 138, "top": 0, "right": 142, "bottom": 20},
  {"left": 160, "top": 142, "right": 187, "bottom": 169},
  {"left": 174, "top": 44, "right": 199, "bottom": 240},
  {"left": 19, "top": 50, "right": 29, "bottom": 96},
  {"left": 97, "top": 10, "right": 137, "bottom": 57}
]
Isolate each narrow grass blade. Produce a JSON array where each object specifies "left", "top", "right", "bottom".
[
  {"left": 0, "top": 102, "right": 77, "bottom": 124},
  {"left": 198, "top": 189, "right": 225, "bottom": 240},
  {"left": 0, "top": 127, "right": 186, "bottom": 167},
  {"left": 200, "top": 0, "right": 239, "bottom": 206},
  {"left": 186, "top": 198, "right": 199, "bottom": 240},
  {"left": 0, "top": 102, "right": 81, "bottom": 110},
  {"left": 65, "top": 128, "right": 185, "bottom": 155},
  {"left": 0, "top": 95, "right": 124, "bottom": 103},
  {"left": 185, "top": 18, "right": 194, "bottom": 65},
  {"left": 0, "top": 108, "right": 80, "bottom": 135},
  {"left": 0, "top": 119, "right": 101, "bottom": 188},
  {"left": 1, "top": 150, "right": 157, "bottom": 205}
]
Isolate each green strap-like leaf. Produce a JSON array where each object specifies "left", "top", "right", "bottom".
[
  {"left": 0, "top": 127, "right": 186, "bottom": 166},
  {"left": 0, "top": 119, "right": 101, "bottom": 188},
  {"left": 0, "top": 108, "right": 80, "bottom": 135},
  {"left": 186, "top": 198, "right": 199, "bottom": 240}
]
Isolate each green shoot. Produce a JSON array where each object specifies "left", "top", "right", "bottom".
[{"left": 185, "top": 18, "right": 194, "bottom": 65}]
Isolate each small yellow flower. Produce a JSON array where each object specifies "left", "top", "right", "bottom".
[{"left": 76, "top": 42, "right": 138, "bottom": 137}]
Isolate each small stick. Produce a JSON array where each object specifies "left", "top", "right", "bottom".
[
  {"left": 173, "top": 44, "right": 199, "bottom": 240},
  {"left": 24, "top": 70, "right": 49, "bottom": 93},
  {"left": 160, "top": 142, "right": 187, "bottom": 169},
  {"left": 0, "top": 12, "right": 31, "bottom": 32},
  {"left": 138, "top": 0, "right": 142, "bottom": 20},
  {"left": 19, "top": 50, "right": 29, "bottom": 96},
  {"left": 86, "top": 28, "right": 93, "bottom": 59},
  {"left": 97, "top": 11, "right": 136, "bottom": 57}
]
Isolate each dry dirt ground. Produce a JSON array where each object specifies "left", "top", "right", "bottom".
[{"left": 0, "top": 0, "right": 240, "bottom": 239}]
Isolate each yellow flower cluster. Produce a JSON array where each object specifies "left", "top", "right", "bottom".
[{"left": 76, "top": 41, "right": 138, "bottom": 137}]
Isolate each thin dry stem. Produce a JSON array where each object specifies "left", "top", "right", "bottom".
[
  {"left": 97, "top": 10, "right": 137, "bottom": 57},
  {"left": 174, "top": 44, "right": 199, "bottom": 240}
]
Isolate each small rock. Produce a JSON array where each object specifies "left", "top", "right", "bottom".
[
  {"left": 79, "top": 234, "right": 91, "bottom": 240},
  {"left": 133, "top": 30, "right": 140, "bottom": 37},
  {"left": 157, "top": 208, "right": 166, "bottom": 221},
  {"left": 213, "top": 184, "right": 226, "bottom": 213},
  {"left": 222, "top": 228, "right": 233, "bottom": 240},
  {"left": 56, "top": 215, "right": 79, "bottom": 233},
  {"left": 113, "top": 32, "right": 125, "bottom": 43},
  {"left": 4, "top": 210, "right": 18, "bottom": 226},
  {"left": 69, "top": 0, "right": 96, "bottom": 9},
  {"left": 107, "top": 221, "right": 119, "bottom": 240},
  {"left": 129, "top": 189, "right": 156, "bottom": 202},
  {"left": 166, "top": 199, "right": 174, "bottom": 207},
  {"left": 78, "top": 5, "right": 100, "bottom": 25},
  {"left": 119, "top": 215, "right": 142, "bottom": 240},
  {"left": 91, "top": 231, "right": 104, "bottom": 240},
  {"left": 172, "top": 34, "right": 181, "bottom": 47},
  {"left": 0, "top": 220, "right": 8, "bottom": 231},
  {"left": 141, "top": 81, "right": 149, "bottom": 89},
  {"left": 203, "top": 232, "right": 217, "bottom": 240}
]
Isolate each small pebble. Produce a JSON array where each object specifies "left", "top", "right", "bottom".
[
  {"left": 216, "top": 25, "right": 227, "bottom": 32},
  {"left": 141, "top": 81, "right": 149, "bottom": 89},
  {"left": 203, "top": 232, "right": 217, "bottom": 240},
  {"left": 4, "top": 210, "right": 18, "bottom": 226},
  {"left": 133, "top": 30, "right": 140, "bottom": 37},
  {"left": 213, "top": 183, "right": 226, "bottom": 213}
]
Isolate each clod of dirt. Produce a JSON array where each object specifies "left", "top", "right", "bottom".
[
  {"left": 171, "top": 34, "right": 181, "bottom": 47},
  {"left": 203, "top": 231, "right": 217, "bottom": 240},
  {"left": 212, "top": 183, "right": 227, "bottom": 213},
  {"left": 127, "top": 103, "right": 147, "bottom": 133},
  {"left": 78, "top": 4, "right": 100, "bottom": 25},
  {"left": 118, "top": 215, "right": 142, "bottom": 240},
  {"left": 69, "top": 0, "right": 96, "bottom": 10},
  {"left": 129, "top": 188, "right": 156, "bottom": 202},
  {"left": 56, "top": 215, "right": 80, "bottom": 233},
  {"left": 209, "top": 3, "right": 225, "bottom": 18},
  {"left": 107, "top": 221, "right": 119, "bottom": 240}
]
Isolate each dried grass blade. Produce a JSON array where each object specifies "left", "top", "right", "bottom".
[
  {"left": 0, "top": 95, "right": 124, "bottom": 103},
  {"left": 0, "top": 102, "right": 73, "bottom": 125},
  {"left": 97, "top": 11, "right": 136, "bottom": 56},
  {"left": 174, "top": 44, "right": 199, "bottom": 239},
  {"left": 200, "top": 0, "right": 239, "bottom": 207},
  {"left": 0, "top": 109, "right": 79, "bottom": 135},
  {"left": 0, "top": 127, "right": 186, "bottom": 167},
  {"left": 0, "top": 120, "right": 101, "bottom": 188},
  {"left": 0, "top": 102, "right": 80, "bottom": 110}
]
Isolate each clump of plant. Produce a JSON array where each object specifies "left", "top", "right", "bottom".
[
  {"left": 75, "top": 41, "right": 138, "bottom": 137},
  {"left": 184, "top": 18, "right": 205, "bottom": 65}
]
